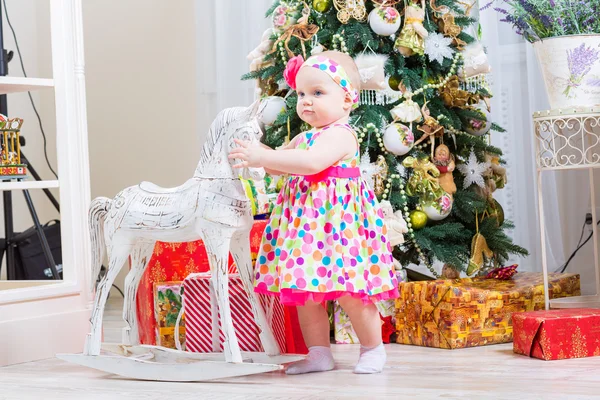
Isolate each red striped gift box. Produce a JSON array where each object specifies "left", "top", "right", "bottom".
[{"left": 183, "top": 273, "right": 287, "bottom": 353}]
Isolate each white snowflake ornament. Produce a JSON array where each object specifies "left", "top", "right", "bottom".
[
  {"left": 424, "top": 33, "right": 454, "bottom": 65},
  {"left": 458, "top": 151, "right": 490, "bottom": 188},
  {"left": 395, "top": 163, "right": 406, "bottom": 177},
  {"left": 359, "top": 150, "right": 383, "bottom": 190}
]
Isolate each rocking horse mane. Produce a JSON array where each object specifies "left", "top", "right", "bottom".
[{"left": 195, "top": 106, "right": 250, "bottom": 175}]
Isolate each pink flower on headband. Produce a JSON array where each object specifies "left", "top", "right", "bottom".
[{"left": 284, "top": 55, "right": 304, "bottom": 90}]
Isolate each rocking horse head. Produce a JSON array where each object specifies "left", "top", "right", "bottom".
[{"left": 195, "top": 100, "right": 265, "bottom": 180}]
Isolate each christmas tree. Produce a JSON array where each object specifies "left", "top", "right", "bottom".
[{"left": 244, "top": 0, "right": 527, "bottom": 278}]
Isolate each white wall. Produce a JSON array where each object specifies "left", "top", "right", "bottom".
[
  {"left": 0, "top": 1, "right": 200, "bottom": 289},
  {"left": 82, "top": 0, "right": 198, "bottom": 290}
]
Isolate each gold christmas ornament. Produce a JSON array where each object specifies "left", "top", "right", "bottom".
[
  {"left": 466, "top": 211, "right": 495, "bottom": 276},
  {"left": 409, "top": 210, "right": 428, "bottom": 230},
  {"left": 402, "top": 156, "right": 444, "bottom": 203},
  {"left": 414, "top": 101, "right": 444, "bottom": 158},
  {"left": 467, "top": 232, "right": 493, "bottom": 276},
  {"left": 486, "top": 198, "right": 505, "bottom": 227},
  {"left": 388, "top": 75, "right": 404, "bottom": 91},
  {"left": 439, "top": 76, "right": 481, "bottom": 108},
  {"left": 373, "top": 155, "right": 389, "bottom": 196},
  {"left": 313, "top": 0, "right": 332, "bottom": 13},
  {"left": 333, "top": 0, "right": 367, "bottom": 24},
  {"left": 475, "top": 154, "right": 507, "bottom": 200},
  {"left": 395, "top": 0, "right": 428, "bottom": 56},
  {"left": 429, "top": 0, "right": 450, "bottom": 15},
  {"left": 438, "top": 13, "right": 467, "bottom": 50}
]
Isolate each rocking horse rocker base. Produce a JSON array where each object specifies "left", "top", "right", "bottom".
[
  {"left": 57, "top": 343, "right": 305, "bottom": 382},
  {"left": 58, "top": 103, "right": 307, "bottom": 381}
]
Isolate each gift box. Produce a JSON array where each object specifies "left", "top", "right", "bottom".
[
  {"left": 334, "top": 302, "right": 359, "bottom": 344},
  {"left": 283, "top": 305, "right": 308, "bottom": 354},
  {"left": 136, "top": 219, "right": 268, "bottom": 345},
  {"left": 154, "top": 282, "right": 185, "bottom": 349},
  {"left": 513, "top": 309, "right": 600, "bottom": 360},
  {"left": 333, "top": 301, "right": 399, "bottom": 344},
  {"left": 183, "top": 273, "right": 287, "bottom": 353},
  {"left": 396, "top": 272, "right": 580, "bottom": 349},
  {"left": 241, "top": 178, "right": 276, "bottom": 215}
]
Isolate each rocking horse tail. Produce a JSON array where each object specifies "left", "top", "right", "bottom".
[{"left": 89, "top": 197, "right": 111, "bottom": 292}]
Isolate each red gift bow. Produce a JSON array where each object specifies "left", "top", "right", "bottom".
[{"left": 485, "top": 264, "right": 518, "bottom": 280}]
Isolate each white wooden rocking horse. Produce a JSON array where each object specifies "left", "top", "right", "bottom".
[{"left": 57, "top": 101, "right": 303, "bottom": 381}]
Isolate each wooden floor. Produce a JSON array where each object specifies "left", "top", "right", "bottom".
[{"left": 1, "top": 297, "right": 600, "bottom": 400}]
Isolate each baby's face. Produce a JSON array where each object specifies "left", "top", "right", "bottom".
[{"left": 295, "top": 67, "right": 350, "bottom": 128}]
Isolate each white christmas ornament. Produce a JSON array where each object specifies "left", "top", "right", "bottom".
[
  {"left": 424, "top": 32, "right": 455, "bottom": 65},
  {"left": 464, "top": 103, "right": 492, "bottom": 136},
  {"left": 359, "top": 150, "right": 384, "bottom": 190},
  {"left": 458, "top": 151, "right": 490, "bottom": 188},
  {"left": 259, "top": 96, "right": 286, "bottom": 126},
  {"left": 390, "top": 99, "right": 422, "bottom": 123},
  {"left": 368, "top": 6, "right": 401, "bottom": 36},
  {"left": 383, "top": 123, "right": 414, "bottom": 156},
  {"left": 355, "top": 54, "right": 388, "bottom": 90},
  {"left": 395, "top": 163, "right": 406, "bottom": 177},
  {"left": 247, "top": 28, "right": 274, "bottom": 72},
  {"left": 459, "top": 41, "right": 492, "bottom": 81},
  {"left": 272, "top": 3, "right": 298, "bottom": 33},
  {"left": 380, "top": 200, "right": 408, "bottom": 246},
  {"left": 421, "top": 193, "right": 453, "bottom": 221}
]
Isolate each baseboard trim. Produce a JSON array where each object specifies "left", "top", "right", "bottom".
[{"left": 0, "top": 307, "right": 91, "bottom": 366}]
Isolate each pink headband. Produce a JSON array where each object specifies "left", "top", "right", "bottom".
[{"left": 284, "top": 55, "right": 360, "bottom": 109}]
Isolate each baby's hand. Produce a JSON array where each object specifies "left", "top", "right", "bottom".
[{"left": 228, "top": 139, "right": 264, "bottom": 169}]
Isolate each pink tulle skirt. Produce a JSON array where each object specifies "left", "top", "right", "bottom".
[{"left": 254, "top": 286, "right": 400, "bottom": 306}]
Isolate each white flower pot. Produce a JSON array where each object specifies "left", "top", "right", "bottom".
[{"left": 533, "top": 35, "right": 600, "bottom": 109}]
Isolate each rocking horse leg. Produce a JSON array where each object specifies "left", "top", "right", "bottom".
[
  {"left": 230, "top": 230, "right": 281, "bottom": 356},
  {"left": 122, "top": 240, "right": 156, "bottom": 346},
  {"left": 203, "top": 232, "right": 243, "bottom": 364},
  {"left": 85, "top": 244, "right": 131, "bottom": 356}
]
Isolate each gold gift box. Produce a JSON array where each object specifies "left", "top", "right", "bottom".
[{"left": 395, "top": 272, "right": 580, "bottom": 349}]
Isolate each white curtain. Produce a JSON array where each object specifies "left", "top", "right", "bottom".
[
  {"left": 480, "top": 7, "right": 598, "bottom": 294},
  {"left": 195, "top": 0, "right": 272, "bottom": 120},
  {"left": 195, "top": 0, "right": 595, "bottom": 290}
]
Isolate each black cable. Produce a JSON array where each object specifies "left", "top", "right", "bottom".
[
  {"left": 557, "top": 220, "right": 600, "bottom": 273},
  {"left": 555, "top": 221, "right": 584, "bottom": 273},
  {"left": 2, "top": 0, "right": 58, "bottom": 179},
  {"left": 111, "top": 284, "right": 125, "bottom": 298}
]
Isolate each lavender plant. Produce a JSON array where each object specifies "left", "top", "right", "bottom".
[{"left": 483, "top": 0, "right": 600, "bottom": 42}]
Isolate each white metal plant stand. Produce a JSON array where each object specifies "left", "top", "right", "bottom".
[{"left": 534, "top": 107, "right": 600, "bottom": 310}]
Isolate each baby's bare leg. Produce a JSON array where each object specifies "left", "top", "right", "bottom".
[
  {"left": 286, "top": 300, "right": 334, "bottom": 375},
  {"left": 338, "top": 295, "right": 386, "bottom": 374},
  {"left": 297, "top": 300, "right": 330, "bottom": 347},
  {"left": 337, "top": 296, "right": 381, "bottom": 347}
]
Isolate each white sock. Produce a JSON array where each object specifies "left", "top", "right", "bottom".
[
  {"left": 285, "top": 346, "right": 335, "bottom": 375},
  {"left": 353, "top": 343, "right": 386, "bottom": 374}
]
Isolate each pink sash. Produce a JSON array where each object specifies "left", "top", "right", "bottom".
[{"left": 304, "top": 166, "right": 360, "bottom": 183}]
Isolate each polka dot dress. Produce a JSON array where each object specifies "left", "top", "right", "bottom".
[{"left": 254, "top": 124, "right": 399, "bottom": 306}]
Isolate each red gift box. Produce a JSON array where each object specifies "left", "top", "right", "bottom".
[
  {"left": 183, "top": 273, "right": 287, "bottom": 353},
  {"left": 513, "top": 309, "right": 600, "bottom": 360},
  {"left": 136, "top": 220, "right": 267, "bottom": 345}
]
